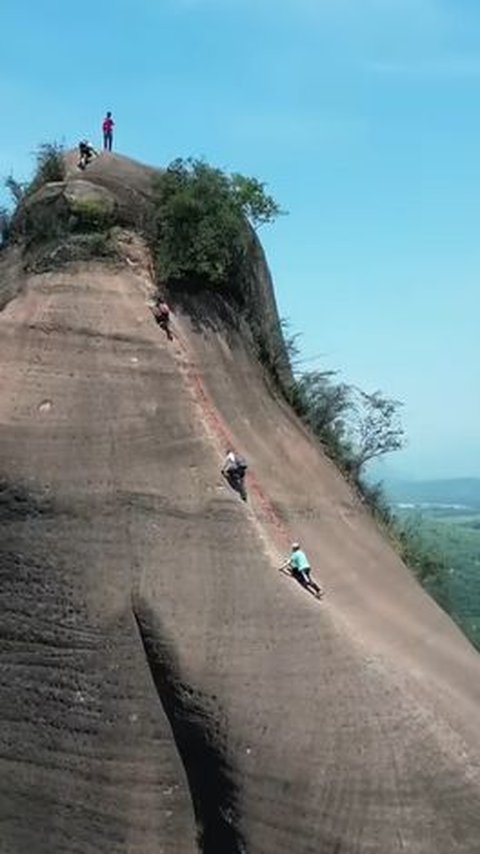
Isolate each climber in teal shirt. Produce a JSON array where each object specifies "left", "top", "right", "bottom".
[{"left": 283, "top": 543, "right": 323, "bottom": 599}]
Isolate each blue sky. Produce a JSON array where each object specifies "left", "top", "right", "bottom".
[{"left": 2, "top": 0, "right": 479, "bottom": 478}]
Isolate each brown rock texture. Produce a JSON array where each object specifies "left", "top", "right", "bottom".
[{"left": 0, "top": 152, "right": 479, "bottom": 853}]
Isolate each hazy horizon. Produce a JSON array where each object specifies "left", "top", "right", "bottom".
[{"left": 371, "top": 460, "right": 480, "bottom": 483}]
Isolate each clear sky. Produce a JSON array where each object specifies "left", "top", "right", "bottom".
[{"left": 2, "top": 0, "right": 479, "bottom": 479}]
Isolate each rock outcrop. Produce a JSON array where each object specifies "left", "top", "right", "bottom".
[{"left": 0, "top": 152, "right": 479, "bottom": 853}]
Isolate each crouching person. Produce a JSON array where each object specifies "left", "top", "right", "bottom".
[
  {"left": 152, "top": 299, "right": 173, "bottom": 340},
  {"left": 78, "top": 140, "right": 97, "bottom": 170},
  {"left": 221, "top": 449, "right": 248, "bottom": 501}
]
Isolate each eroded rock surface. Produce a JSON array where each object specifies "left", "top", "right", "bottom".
[{"left": 1, "top": 153, "right": 479, "bottom": 853}]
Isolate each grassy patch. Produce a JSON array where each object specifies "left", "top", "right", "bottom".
[
  {"left": 68, "top": 196, "right": 114, "bottom": 232},
  {"left": 25, "top": 232, "right": 117, "bottom": 272}
]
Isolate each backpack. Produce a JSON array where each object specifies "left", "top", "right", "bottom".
[{"left": 234, "top": 454, "right": 248, "bottom": 473}]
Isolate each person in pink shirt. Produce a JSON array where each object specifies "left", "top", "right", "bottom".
[{"left": 102, "top": 111, "right": 114, "bottom": 151}]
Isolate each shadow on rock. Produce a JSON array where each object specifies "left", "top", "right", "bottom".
[{"left": 132, "top": 597, "right": 246, "bottom": 854}]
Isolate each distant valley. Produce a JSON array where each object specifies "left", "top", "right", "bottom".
[
  {"left": 384, "top": 477, "right": 480, "bottom": 511},
  {"left": 383, "top": 477, "right": 480, "bottom": 651}
]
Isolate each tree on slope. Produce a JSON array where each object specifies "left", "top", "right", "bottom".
[{"left": 348, "top": 389, "right": 405, "bottom": 478}]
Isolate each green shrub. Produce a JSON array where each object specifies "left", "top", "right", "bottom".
[
  {"left": 28, "top": 142, "right": 65, "bottom": 193},
  {"left": 354, "top": 483, "right": 453, "bottom": 615},
  {"left": 64, "top": 231, "right": 115, "bottom": 261},
  {"left": 280, "top": 353, "right": 405, "bottom": 485},
  {"left": 19, "top": 187, "right": 115, "bottom": 249},
  {"left": 0, "top": 207, "right": 10, "bottom": 246},
  {"left": 230, "top": 173, "right": 284, "bottom": 229},
  {"left": 253, "top": 325, "right": 292, "bottom": 392},
  {"left": 5, "top": 175, "right": 25, "bottom": 205},
  {"left": 276, "top": 318, "right": 461, "bottom": 634},
  {"left": 22, "top": 190, "right": 69, "bottom": 247},
  {"left": 151, "top": 158, "right": 281, "bottom": 288},
  {"left": 2, "top": 147, "right": 64, "bottom": 246},
  {"left": 26, "top": 231, "right": 117, "bottom": 272},
  {"left": 357, "top": 478, "right": 394, "bottom": 522},
  {"left": 394, "top": 515, "right": 452, "bottom": 612}
]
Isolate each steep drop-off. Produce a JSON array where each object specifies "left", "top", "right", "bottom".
[{"left": 0, "top": 152, "right": 479, "bottom": 854}]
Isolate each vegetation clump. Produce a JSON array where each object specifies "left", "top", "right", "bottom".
[
  {"left": 0, "top": 208, "right": 9, "bottom": 247},
  {"left": 290, "top": 369, "right": 404, "bottom": 483},
  {"left": 151, "top": 158, "right": 283, "bottom": 288},
  {"left": 1, "top": 142, "right": 120, "bottom": 265},
  {"left": 1, "top": 143, "right": 66, "bottom": 249},
  {"left": 26, "top": 232, "right": 117, "bottom": 273},
  {"left": 276, "top": 321, "right": 477, "bottom": 641},
  {"left": 28, "top": 142, "right": 65, "bottom": 192},
  {"left": 68, "top": 196, "right": 114, "bottom": 233}
]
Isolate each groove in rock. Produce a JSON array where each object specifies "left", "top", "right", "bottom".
[{"left": 132, "top": 601, "right": 246, "bottom": 854}]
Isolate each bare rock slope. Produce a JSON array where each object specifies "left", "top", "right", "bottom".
[{"left": 0, "top": 152, "right": 479, "bottom": 853}]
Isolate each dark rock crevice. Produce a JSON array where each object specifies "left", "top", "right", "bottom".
[{"left": 132, "top": 599, "right": 246, "bottom": 854}]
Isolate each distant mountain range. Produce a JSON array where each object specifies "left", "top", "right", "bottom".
[{"left": 383, "top": 478, "right": 480, "bottom": 510}]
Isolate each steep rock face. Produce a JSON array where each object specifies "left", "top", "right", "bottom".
[{"left": 0, "top": 154, "right": 479, "bottom": 854}]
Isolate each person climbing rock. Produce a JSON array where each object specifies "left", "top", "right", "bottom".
[
  {"left": 102, "top": 111, "right": 114, "bottom": 151},
  {"left": 221, "top": 450, "right": 248, "bottom": 501},
  {"left": 282, "top": 543, "right": 323, "bottom": 598},
  {"left": 78, "top": 140, "right": 97, "bottom": 170},
  {"left": 152, "top": 299, "right": 173, "bottom": 340}
]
